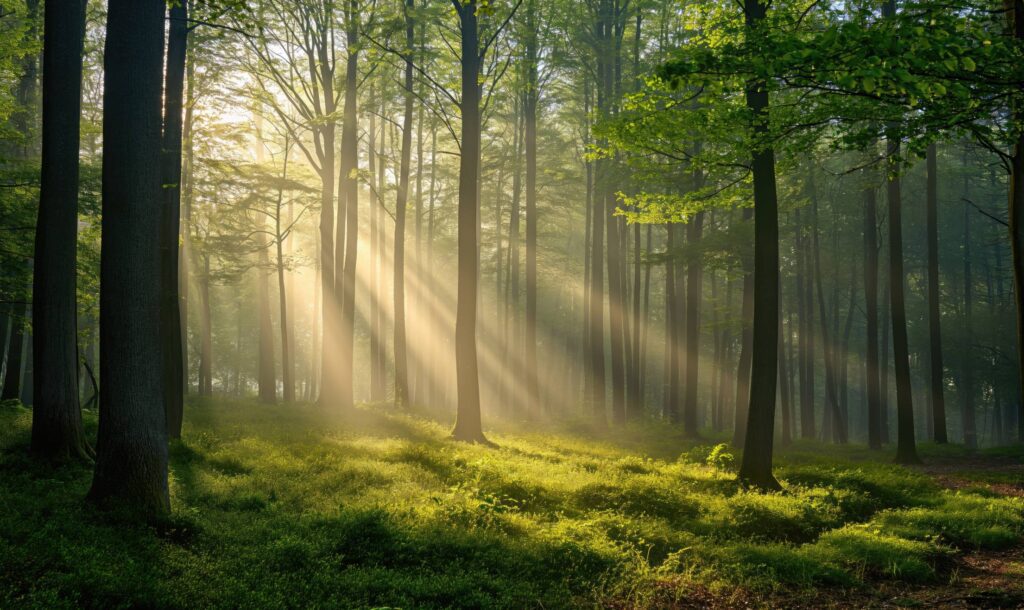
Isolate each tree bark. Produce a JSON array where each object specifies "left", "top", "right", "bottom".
[
  {"left": 962, "top": 189, "right": 977, "bottom": 448},
  {"left": 732, "top": 208, "right": 754, "bottom": 446},
  {"left": 737, "top": 0, "right": 781, "bottom": 490},
  {"left": 864, "top": 174, "right": 882, "bottom": 449},
  {"left": 160, "top": 0, "right": 188, "bottom": 437},
  {"left": 683, "top": 210, "right": 704, "bottom": 437},
  {"left": 393, "top": 0, "right": 415, "bottom": 407},
  {"left": 31, "top": 0, "right": 92, "bottom": 461},
  {"left": 88, "top": 0, "right": 171, "bottom": 517},
  {"left": 524, "top": 0, "right": 540, "bottom": 413},
  {"left": 450, "top": 0, "right": 487, "bottom": 443},
  {"left": 336, "top": 3, "right": 360, "bottom": 412},
  {"left": 886, "top": 133, "right": 920, "bottom": 464},
  {"left": 275, "top": 144, "right": 294, "bottom": 403},
  {"left": 925, "top": 143, "right": 948, "bottom": 443}
]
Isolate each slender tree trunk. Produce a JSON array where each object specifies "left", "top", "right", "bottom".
[
  {"left": 864, "top": 175, "right": 882, "bottom": 449},
  {"left": 737, "top": 0, "right": 781, "bottom": 490},
  {"left": 257, "top": 238, "right": 276, "bottom": 404},
  {"left": 683, "top": 210, "right": 704, "bottom": 437},
  {"left": 732, "top": 208, "right": 754, "bottom": 446},
  {"left": 180, "top": 54, "right": 194, "bottom": 396},
  {"left": 962, "top": 192, "right": 978, "bottom": 448},
  {"left": 276, "top": 142, "right": 294, "bottom": 403},
  {"left": 926, "top": 143, "right": 948, "bottom": 443},
  {"left": 885, "top": 127, "right": 920, "bottom": 464},
  {"left": 158, "top": 0, "right": 188, "bottom": 437},
  {"left": 88, "top": 0, "right": 171, "bottom": 517},
  {"left": 1003, "top": 0, "right": 1024, "bottom": 444},
  {"left": 778, "top": 314, "right": 792, "bottom": 445},
  {"left": 31, "top": 0, "right": 91, "bottom": 461},
  {"left": 795, "top": 208, "right": 814, "bottom": 438},
  {"left": 451, "top": 1, "right": 487, "bottom": 443},
  {"left": 812, "top": 186, "right": 846, "bottom": 443},
  {"left": 198, "top": 255, "right": 213, "bottom": 396},
  {"left": 393, "top": 0, "right": 415, "bottom": 407},
  {"left": 665, "top": 226, "right": 680, "bottom": 423},
  {"left": 2, "top": 305, "right": 26, "bottom": 401},
  {"left": 336, "top": 5, "right": 360, "bottom": 411},
  {"left": 880, "top": 276, "right": 891, "bottom": 444},
  {"left": 524, "top": 0, "right": 540, "bottom": 413}
]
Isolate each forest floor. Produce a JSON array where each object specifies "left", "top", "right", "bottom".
[{"left": 1, "top": 398, "right": 1022, "bottom": 609}]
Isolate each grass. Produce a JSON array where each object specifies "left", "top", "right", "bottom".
[{"left": 1, "top": 398, "right": 1022, "bottom": 608}]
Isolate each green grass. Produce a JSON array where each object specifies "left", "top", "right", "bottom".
[{"left": 1, "top": 398, "right": 1022, "bottom": 608}]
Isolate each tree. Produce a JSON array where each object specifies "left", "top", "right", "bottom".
[
  {"left": 30, "top": 0, "right": 91, "bottom": 462},
  {"left": 87, "top": 0, "right": 171, "bottom": 517},
  {"left": 925, "top": 143, "right": 947, "bottom": 443},
  {"left": 450, "top": 0, "right": 487, "bottom": 442},
  {"left": 161, "top": 0, "right": 189, "bottom": 438},
  {"left": 736, "top": 0, "right": 781, "bottom": 491},
  {"left": 393, "top": 0, "right": 415, "bottom": 407}
]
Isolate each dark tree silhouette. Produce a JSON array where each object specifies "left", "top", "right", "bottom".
[
  {"left": 30, "top": 0, "right": 92, "bottom": 462},
  {"left": 87, "top": 0, "right": 171, "bottom": 517}
]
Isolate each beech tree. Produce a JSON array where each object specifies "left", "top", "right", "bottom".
[{"left": 87, "top": 0, "right": 171, "bottom": 517}]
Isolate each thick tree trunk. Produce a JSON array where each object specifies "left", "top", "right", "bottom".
[
  {"left": 925, "top": 143, "right": 948, "bottom": 443},
  {"left": 450, "top": 1, "right": 487, "bottom": 443},
  {"left": 88, "top": 0, "right": 171, "bottom": 517},
  {"left": 31, "top": 0, "right": 91, "bottom": 461},
  {"left": 737, "top": 0, "right": 781, "bottom": 490}
]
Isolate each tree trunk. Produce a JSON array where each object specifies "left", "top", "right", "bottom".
[
  {"left": 737, "top": 0, "right": 780, "bottom": 490},
  {"left": 925, "top": 143, "right": 948, "bottom": 443},
  {"left": 160, "top": 0, "right": 188, "bottom": 437},
  {"left": 31, "top": 0, "right": 91, "bottom": 461},
  {"left": 683, "top": 210, "right": 704, "bottom": 437},
  {"left": 664, "top": 226, "right": 680, "bottom": 423},
  {"left": 962, "top": 192, "right": 977, "bottom": 448},
  {"left": 198, "top": 256, "right": 213, "bottom": 396},
  {"left": 336, "top": 4, "right": 360, "bottom": 412},
  {"left": 88, "top": 0, "right": 171, "bottom": 517},
  {"left": 450, "top": 1, "right": 487, "bottom": 443},
  {"left": 864, "top": 174, "right": 882, "bottom": 449},
  {"left": 276, "top": 143, "right": 294, "bottom": 403},
  {"left": 732, "top": 208, "right": 754, "bottom": 446},
  {"left": 1, "top": 306, "right": 26, "bottom": 401},
  {"left": 886, "top": 131, "right": 920, "bottom": 464},
  {"left": 393, "top": 0, "right": 415, "bottom": 407},
  {"left": 257, "top": 238, "right": 276, "bottom": 404},
  {"left": 524, "top": 0, "right": 540, "bottom": 413}
]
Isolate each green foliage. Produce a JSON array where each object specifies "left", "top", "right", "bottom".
[{"left": 2, "top": 400, "right": 1022, "bottom": 607}]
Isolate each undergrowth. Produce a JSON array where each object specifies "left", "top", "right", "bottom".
[{"left": 0, "top": 398, "right": 1021, "bottom": 608}]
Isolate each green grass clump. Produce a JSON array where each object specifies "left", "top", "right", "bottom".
[{"left": 1, "top": 399, "right": 1022, "bottom": 608}]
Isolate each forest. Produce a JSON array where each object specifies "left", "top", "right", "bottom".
[{"left": 1, "top": 0, "right": 1023, "bottom": 607}]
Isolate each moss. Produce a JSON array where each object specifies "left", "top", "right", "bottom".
[{"left": 1, "top": 399, "right": 1021, "bottom": 609}]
